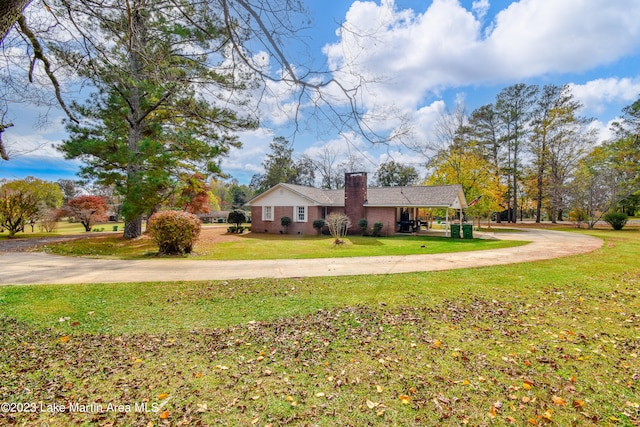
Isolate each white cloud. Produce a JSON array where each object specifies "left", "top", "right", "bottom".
[
  {"left": 323, "top": 0, "right": 640, "bottom": 117},
  {"left": 485, "top": 0, "right": 640, "bottom": 78},
  {"left": 221, "top": 128, "right": 275, "bottom": 176},
  {"left": 2, "top": 111, "right": 68, "bottom": 160},
  {"left": 472, "top": 0, "right": 490, "bottom": 20},
  {"left": 569, "top": 77, "right": 640, "bottom": 114},
  {"left": 588, "top": 119, "right": 617, "bottom": 144}
]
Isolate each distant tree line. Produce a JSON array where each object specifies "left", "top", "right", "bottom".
[{"left": 424, "top": 84, "right": 639, "bottom": 227}]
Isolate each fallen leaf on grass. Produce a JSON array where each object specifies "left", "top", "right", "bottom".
[
  {"left": 157, "top": 393, "right": 169, "bottom": 400},
  {"left": 572, "top": 400, "right": 585, "bottom": 409},
  {"left": 59, "top": 336, "right": 70, "bottom": 343},
  {"left": 159, "top": 410, "right": 169, "bottom": 419},
  {"left": 399, "top": 395, "right": 411, "bottom": 404},
  {"left": 488, "top": 406, "right": 498, "bottom": 419},
  {"left": 552, "top": 396, "right": 567, "bottom": 406},
  {"left": 366, "top": 399, "right": 378, "bottom": 409}
]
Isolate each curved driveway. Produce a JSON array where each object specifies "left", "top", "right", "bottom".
[{"left": 0, "top": 229, "right": 603, "bottom": 286}]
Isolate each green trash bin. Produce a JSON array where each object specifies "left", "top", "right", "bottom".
[
  {"left": 462, "top": 223, "right": 473, "bottom": 239},
  {"left": 450, "top": 224, "right": 460, "bottom": 239},
  {"left": 112, "top": 225, "right": 118, "bottom": 232}
]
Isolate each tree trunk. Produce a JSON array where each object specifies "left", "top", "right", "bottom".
[
  {"left": 512, "top": 157, "right": 518, "bottom": 223},
  {"left": 535, "top": 144, "right": 545, "bottom": 223},
  {"left": 123, "top": 216, "right": 143, "bottom": 238},
  {"left": 0, "top": 0, "right": 30, "bottom": 42},
  {"left": 122, "top": 2, "right": 146, "bottom": 240}
]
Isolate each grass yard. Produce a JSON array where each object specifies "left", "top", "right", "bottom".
[
  {"left": 0, "top": 229, "right": 639, "bottom": 426},
  {"left": 38, "top": 227, "right": 526, "bottom": 260},
  {"left": 0, "top": 221, "right": 125, "bottom": 240}
]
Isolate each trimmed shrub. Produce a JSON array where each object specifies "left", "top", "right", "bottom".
[
  {"left": 313, "top": 219, "right": 325, "bottom": 235},
  {"left": 358, "top": 218, "right": 368, "bottom": 236},
  {"left": 281, "top": 216, "right": 292, "bottom": 233},
  {"left": 227, "top": 225, "right": 245, "bottom": 234},
  {"left": 227, "top": 209, "right": 247, "bottom": 228},
  {"left": 372, "top": 222, "right": 383, "bottom": 237},
  {"left": 147, "top": 210, "right": 202, "bottom": 255},
  {"left": 604, "top": 212, "right": 628, "bottom": 230}
]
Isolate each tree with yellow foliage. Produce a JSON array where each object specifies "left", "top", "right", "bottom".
[{"left": 426, "top": 148, "right": 505, "bottom": 228}]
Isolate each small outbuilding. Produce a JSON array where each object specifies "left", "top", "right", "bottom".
[{"left": 248, "top": 172, "right": 468, "bottom": 236}]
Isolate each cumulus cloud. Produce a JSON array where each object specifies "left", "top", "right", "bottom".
[
  {"left": 323, "top": 0, "right": 640, "bottom": 113},
  {"left": 221, "top": 128, "right": 275, "bottom": 177},
  {"left": 569, "top": 77, "right": 640, "bottom": 114},
  {"left": 485, "top": 0, "right": 640, "bottom": 77}
]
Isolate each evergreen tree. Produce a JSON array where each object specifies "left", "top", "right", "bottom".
[
  {"left": 375, "top": 160, "right": 419, "bottom": 187},
  {"left": 56, "top": 0, "right": 256, "bottom": 237}
]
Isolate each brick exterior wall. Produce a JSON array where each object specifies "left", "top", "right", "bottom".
[
  {"left": 363, "top": 207, "right": 396, "bottom": 236},
  {"left": 344, "top": 172, "right": 367, "bottom": 233},
  {"left": 251, "top": 205, "right": 321, "bottom": 235}
]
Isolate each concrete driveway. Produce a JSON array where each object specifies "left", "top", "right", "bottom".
[{"left": 0, "top": 228, "right": 602, "bottom": 285}]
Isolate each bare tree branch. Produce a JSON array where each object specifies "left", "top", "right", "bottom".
[
  {"left": 16, "top": 14, "right": 78, "bottom": 123},
  {"left": 0, "top": 121, "right": 14, "bottom": 160}
]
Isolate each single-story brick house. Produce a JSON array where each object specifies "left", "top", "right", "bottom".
[{"left": 248, "top": 172, "right": 468, "bottom": 236}]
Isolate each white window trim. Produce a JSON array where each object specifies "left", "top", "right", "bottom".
[
  {"left": 294, "top": 206, "right": 307, "bottom": 222},
  {"left": 262, "top": 206, "right": 274, "bottom": 221}
]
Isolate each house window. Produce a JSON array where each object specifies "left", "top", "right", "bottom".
[
  {"left": 263, "top": 206, "right": 273, "bottom": 221},
  {"left": 295, "top": 206, "right": 307, "bottom": 222}
]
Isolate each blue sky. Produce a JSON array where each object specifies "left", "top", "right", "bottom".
[{"left": 2, "top": 0, "right": 640, "bottom": 185}]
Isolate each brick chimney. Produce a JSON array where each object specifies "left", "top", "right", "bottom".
[{"left": 344, "top": 172, "right": 367, "bottom": 233}]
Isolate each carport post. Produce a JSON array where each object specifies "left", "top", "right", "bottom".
[{"left": 445, "top": 209, "right": 449, "bottom": 237}]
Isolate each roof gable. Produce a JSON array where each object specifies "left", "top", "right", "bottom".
[{"left": 248, "top": 183, "right": 343, "bottom": 206}]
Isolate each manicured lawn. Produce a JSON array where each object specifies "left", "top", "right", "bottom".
[
  {"left": 0, "top": 229, "right": 638, "bottom": 426},
  {"left": 0, "top": 221, "right": 125, "bottom": 240},
  {"left": 39, "top": 229, "right": 526, "bottom": 259}
]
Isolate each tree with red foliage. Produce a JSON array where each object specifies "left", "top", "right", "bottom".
[
  {"left": 180, "top": 174, "right": 211, "bottom": 215},
  {"left": 65, "top": 195, "right": 108, "bottom": 232}
]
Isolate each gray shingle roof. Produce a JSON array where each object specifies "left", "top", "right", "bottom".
[
  {"left": 366, "top": 185, "right": 465, "bottom": 207},
  {"left": 279, "top": 184, "right": 344, "bottom": 205},
  {"left": 251, "top": 183, "right": 467, "bottom": 208}
]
